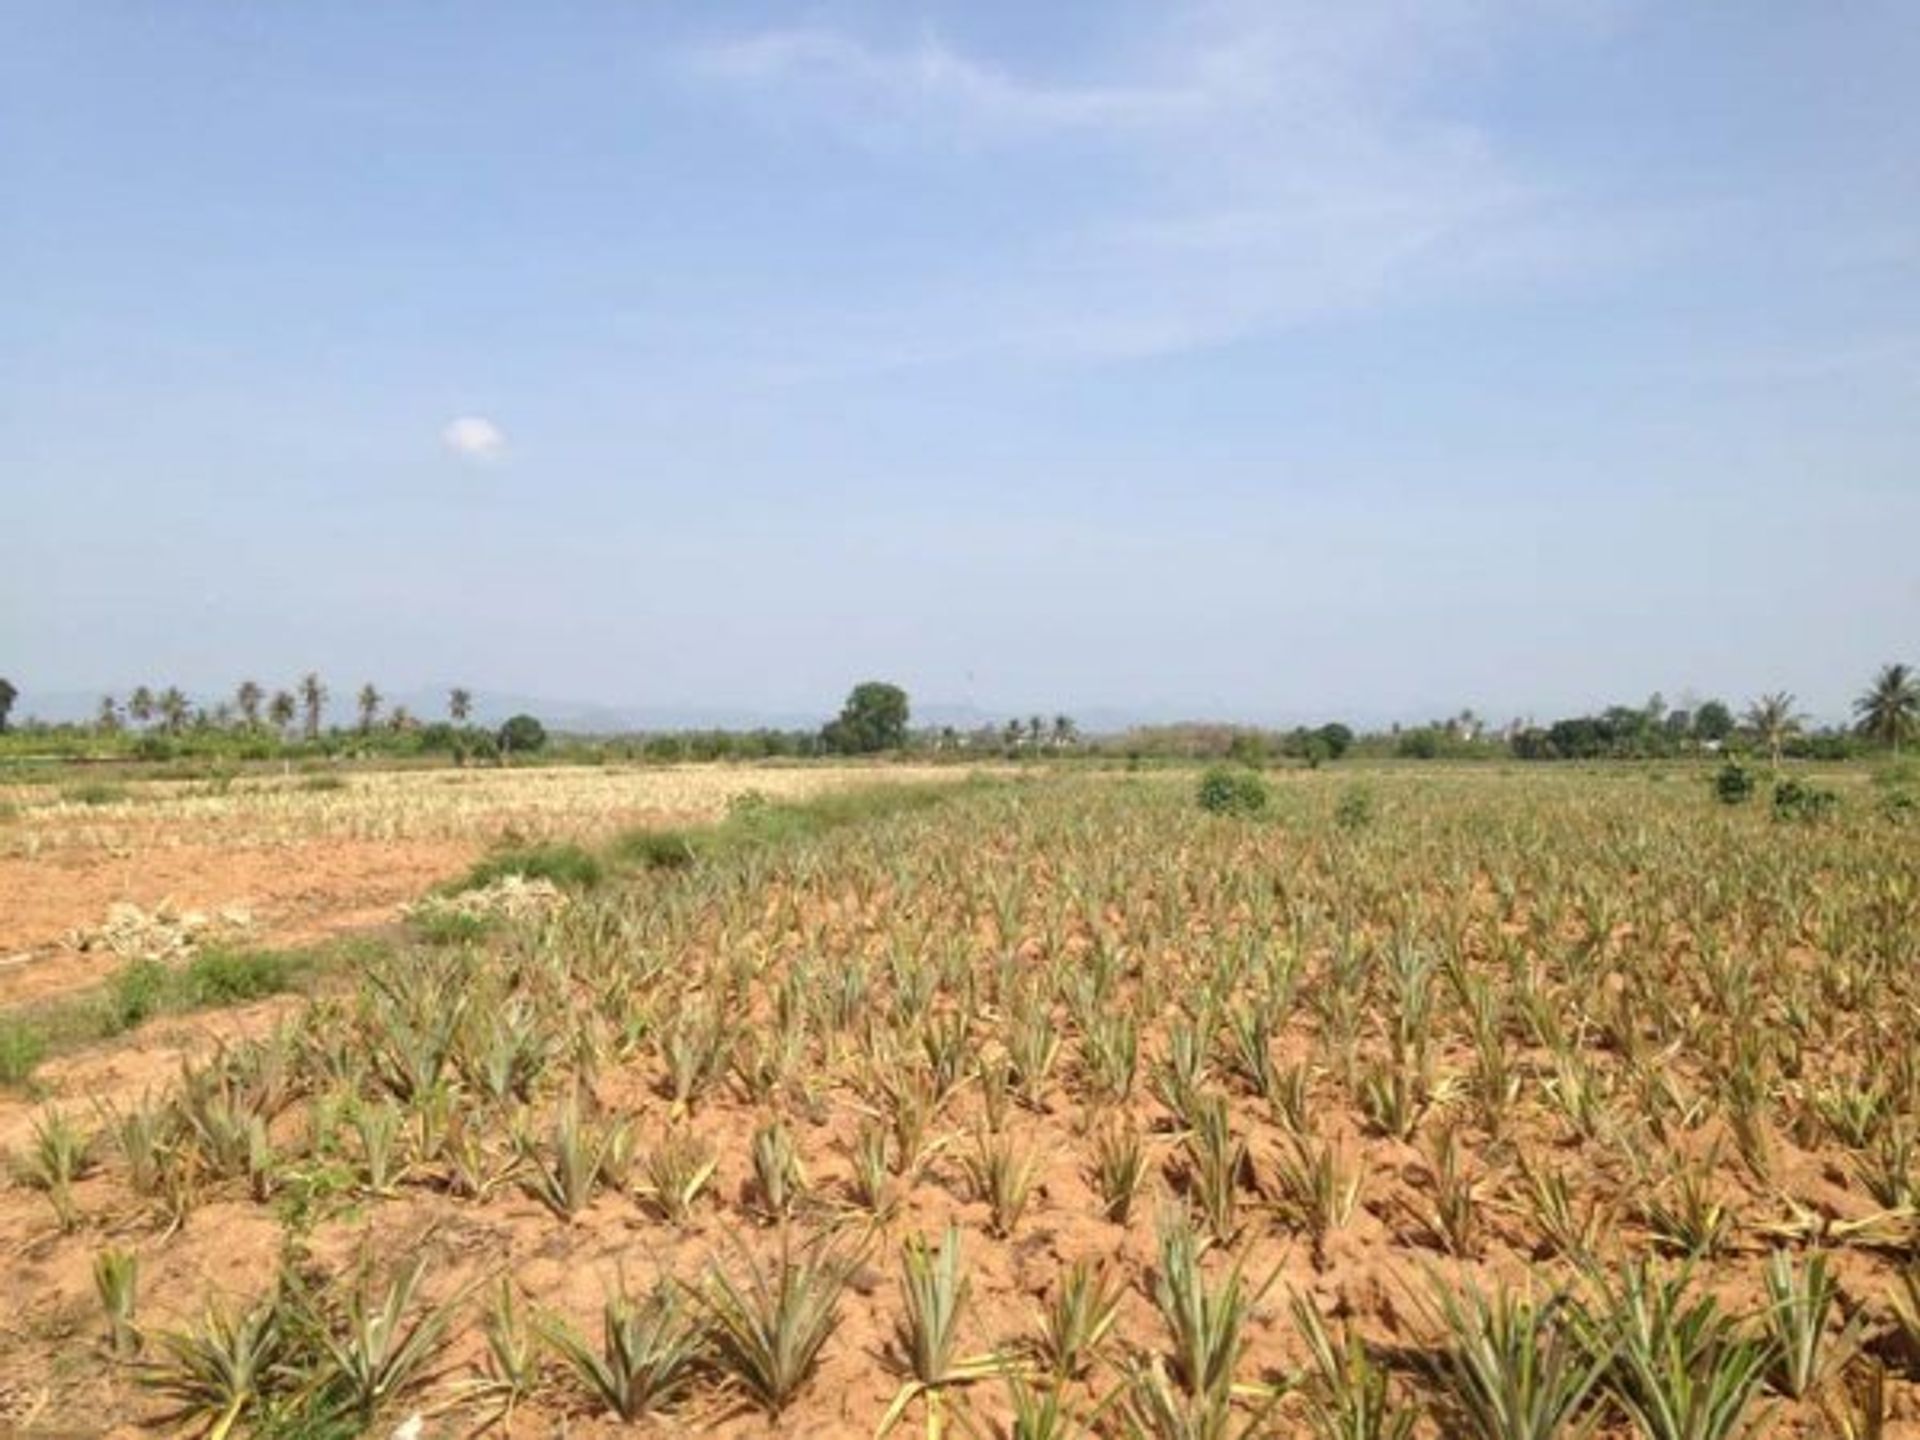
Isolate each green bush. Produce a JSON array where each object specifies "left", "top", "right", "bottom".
[
  {"left": 1771, "top": 778, "right": 1838, "bottom": 824},
  {"left": 613, "top": 828, "right": 700, "bottom": 870},
  {"left": 182, "top": 948, "right": 300, "bottom": 1006},
  {"left": 457, "top": 841, "right": 603, "bottom": 892},
  {"left": 108, "top": 959, "right": 172, "bottom": 1031},
  {"left": 1334, "top": 785, "right": 1376, "bottom": 830},
  {"left": 1197, "top": 765, "right": 1269, "bottom": 817},
  {"left": 1713, "top": 760, "right": 1755, "bottom": 805},
  {"left": 411, "top": 910, "right": 495, "bottom": 946},
  {"left": 61, "top": 781, "right": 128, "bottom": 807}
]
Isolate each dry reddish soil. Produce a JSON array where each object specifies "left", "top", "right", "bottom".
[{"left": 0, "top": 839, "right": 477, "bottom": 1007}]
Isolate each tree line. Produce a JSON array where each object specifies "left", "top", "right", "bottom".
[{"left": 0, "top": 664, "right": 1911, "bottom": 762}]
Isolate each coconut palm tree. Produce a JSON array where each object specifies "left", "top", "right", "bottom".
[
  {"left": 128, "top": 685, "right": 155, "bottom": 730},
  {"left": 235, "top": 680, "right": 264, "bottom": 729},
  {"left": 268, "top": 690, "right": 297, "bottom": 735},
  {"left": 1745, "top": 691, "right": 1803, "bottom": 770},
  {"left": 356, "top": 683, "right": 382, "bottom": 734},
  {"left": 157, "top": 686, "right": 191, "bottom": 734},
  {"left": 299, "top": 673, "right": 327, "bottom": 741},
  {"left": 0, "top": 677, "right": 16, "bottom": 734},
  {"left": 97, "top": 695, "right": 120, "bottom": 733},
  {"left": 449, "top": 687, "right": 473, "bottom": 724},
  {"left": 1854, "top": 663, "right": 1919, "bottom": 754}
]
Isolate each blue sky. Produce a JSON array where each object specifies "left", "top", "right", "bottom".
[{"left": 3, "top": 2, "right": 1915, "bottom": 727}]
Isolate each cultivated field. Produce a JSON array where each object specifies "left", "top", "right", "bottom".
[
  {"left": 0, "top": 763, "right": 965, "bottom": 1006},
  {"left": 2, "top": 767, "right": 1918, "bottom": 1438}
]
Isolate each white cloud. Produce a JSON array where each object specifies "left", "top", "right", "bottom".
[{"left": 441, "top": 415, "right": 507, "bottom": 463}]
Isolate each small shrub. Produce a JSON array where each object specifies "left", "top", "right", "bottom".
[
  {"left": 412, "top": 909, "right": 495, "bottom": 946},
  {"left": 298, "top": 774, "right": 348, "bottom": 793},
  {"left": 62, "top": 781, "right": 129, "bottom": 807},
  {"left": 182, "top": 948, "right": 299, "bottom": 1006},
  {"left": 459, "top": 842, "right": 603, "bottom": 892},
  {"left": 614, "top": 829, "right": 699, "bottom": 871},
  {"left": 1772, "top": 779, "right": 1838, "bottom": 824},
  {"left": 108, "top": 959, "right": 173, "bottom": 1031},
  {"left": 1197, "top": 766, "right": 1269, "bottom": 818},
  {"left": 1334, "top": 785, "right": 1375, "bottom": 831},
  {"left": 1713, "top": 760, "right": 1755, "bottom": 805}
]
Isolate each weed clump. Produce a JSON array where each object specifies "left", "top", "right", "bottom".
[
  {"left": 1771, "top": 778, "right": 1838, "bottom": 823},
  {"left": 456, "top": 842, "right": 603, "bottom": 893},
  {"left": 1197, "top": 765, "right": 1269, "bottom": 817},
  {"left": 1713, "top": 760, "right": 1755, "bottom": 805}
]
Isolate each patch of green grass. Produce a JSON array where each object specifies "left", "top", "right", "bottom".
[
  {"left": 608, "top": 778, "right": 987, "bottom": 877},
  {"left": 182, "top": 947, "right": 305, "bottom": 1005},
  {"left": 0, "top": 943, "right": 344, "bottom": 1089},
  {"left": 453, "top": 841, "right": 605, "bottom": 893},
  {"left": 409, "top": 909, "right": 496, "bottom": 946},
  {"left": 0, "top": 1020, "right": 47, "bottom": 1084},
  {"left": 107, "top": 957, "right": 172, "bottom": 1031},
  {"left": 60, "top": 781, "right": 129, "bottom": 806},
  {"left": 611, "top": 827, "right": 701, "bottom": 870}
]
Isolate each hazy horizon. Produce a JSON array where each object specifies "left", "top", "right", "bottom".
[{"left": 5, "top": 4, "right": 1916, "bottom": 726}]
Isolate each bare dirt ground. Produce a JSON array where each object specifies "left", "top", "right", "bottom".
[{"left": 0, "top": 762, "right": 961, "bottom": 1007}]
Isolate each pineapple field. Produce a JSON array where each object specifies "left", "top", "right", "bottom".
[{"left": 3, "top": 767, "right": 1918, "bottom": 1438}]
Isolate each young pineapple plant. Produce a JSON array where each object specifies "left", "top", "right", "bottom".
[
  {"left": 1026, "top": 1258, "right": 1125, "bottom": 1382},
  {"left": 1148, "top": 1208, "right": 1274, "bottom": 1408},
  {"left": 963, "top": 1131, "right": 1041, "bottom": 1238},
  {"left": 139, "top": 1291, "right": 284, "bottom": 1439},
  {"left": 94, "top": 1245, "right": 141, "bottom": 1358},
  {"left": 749, "top": 1117, "right": 807, "bottom": 1222},
  {"left": 298, "top": 1256, "right": 472, "bottom": 1426},
  {"left": 1181, "top": 1093, "right": 1251, "bottom": 1244},
  {"left": 1272, "top": 1133, "right": 1362, "bottom": 1268},
  {"left": 1760, "top": 1249, "right": 1864, "bottom": 1400},
  {"left": 691, "top": 1232, "right": 854, "bottom": 1418},
  {"left": 636, "top": 1126, "right": 719, "bottom": 1225},
  {"left": 1580, "top": 1261, "right": 1778, "bottom": 1440},
  {"left": 1090, "top": 1120, "right": 1149, "bottom": 1225},
  {"left": 539, "top": 1277, "right": 702, "bottom": 1421},
  {"left": 518, "top": 1097, "right": 625, "bottom": 1223},
  {"left": 1419, "top": 1277, "right": 1609, "bottom": 1440},
  {"left": 19, "top": 1106, "right": 96, "bottom": 1231},
  {"left": 1289, "top": 1294, "right": 1415, "bottom": 1440},
  {"left": 878, "top": 1224, "right": 1007, "bottom": 1436},
  {"left": 848, "top": 1118, "right": 902, "bottom": 1224}
]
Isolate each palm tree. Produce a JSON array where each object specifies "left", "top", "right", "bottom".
[
  {"left": 1745, "top": 691, "right": 1803, "bottom": 770},
  {"left": 157, "top": 686, "right": 190, "bottom": 734},
  {"left": 96, "top": 695, "right": 120, "bottom": 733},
  {"left": 235, "top": 680, "right": 264, "bottom": 729},
  {"left": 299, "top": 673, "right": 327, "bottom": 741},
  {"left": 1051, "top": 714, "right": 1077, "bottom": 748},
  {"left": 449, "top": 687, "right": 473, "bottom": 725},
  {"left": 268, "top": 690, "right": 297, "bottom": 735},
  {"left": 1854, "top": 663, "right": 1919, "bottom": 754},
  {"left": 356, "top": 683, "right": 382, "bottom": 734},
  {"left": 128, "top": 685, "right": 155, "bottom": 730},
  {"left": 0, "top": 677, "right": 16, "bottom": 734}
]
